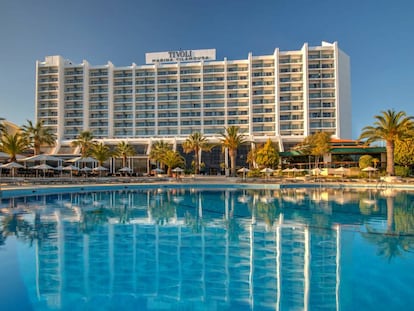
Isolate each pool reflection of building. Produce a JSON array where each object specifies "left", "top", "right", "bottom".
[{"left": 32, "top": 190, "right": 341, "bottom": 310}]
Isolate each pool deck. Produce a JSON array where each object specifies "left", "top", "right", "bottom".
[{"left": 1, "top": 175, "right": 414, "bottom": 198}]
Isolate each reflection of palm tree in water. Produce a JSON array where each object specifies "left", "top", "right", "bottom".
[
  {"left": 150, "top": 192, "right": 176, "bottom": 225},
  {"left": 1, "top": 214, "right": 33, "bottom": 244},
  {"left": 363, "top": 196, "right": 414, "bottom": 262},
  {"left": 255, "top": 201, "right": 278, "bottom": 228}
]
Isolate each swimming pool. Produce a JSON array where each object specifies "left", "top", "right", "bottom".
[{"left": 1, "top": 185, "right": 413, "bottom": 310}]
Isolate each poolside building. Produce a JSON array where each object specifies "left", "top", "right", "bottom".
[{"left": 35, "top": 41, "right": 351, "bottom": 174}]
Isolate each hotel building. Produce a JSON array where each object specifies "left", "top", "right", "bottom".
[{"left": 35, "top": 41, "right": 350, "bottom": 172}]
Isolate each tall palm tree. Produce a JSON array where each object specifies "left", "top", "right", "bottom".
[
  {"left": 0, "top": 130, "right": 28, "bottom": 162},
  {"left": 149, "top": 140, "right": 171, "bottom": 170},
  {"left": 114, "top": 141, "right": 135, "bottom": 168},
  {"left": 71, "top": 131, "right": 96, "bottom": 157},
  {"left": 219, "top": 126, "right": 247, "bottom": 177},
  {"left": 90, "top": 142, "right": 112, "bottom": 167},
  {"left": 182, "top": 132, "right": 211, "bottom": 174},
  {"left": 21, "top": 120, "right": 56, "bottom": 155},
  {"left": 359, "top": 109, "right": 414, "bottom": 175},
  {"left": 162, "top": 149, "right": 185, "bottom": 176}
]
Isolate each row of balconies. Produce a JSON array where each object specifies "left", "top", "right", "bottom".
[
  {"left": 309, "top": 73, "right": 335, "bottom": 79},
  {"left": 38, "top": 86, "right": 58, "bottom": 92},
  {"left": 251, "top": 62, "right": 274, "bottom": 68},
  {"left": 39, "top": 78, "right": 58, "bottom": 83},
  {"left": 308, "top": 63, "right": 334, "bottom": 69},
  {"left": 65, "top": 79, "right": 83, "bottom": 84},
  {"left": 280, "top": 105, "right": 303, "bottom": 111},
  {"left": 309, "top": 112, "right": 336, "bottom": 118},
  {"left": 39, "top": 68, "right": 58, "bottom": 75},
  {"left": 38, "top": 103, "right": 58, "bottom": 109},
  {"left": 65, "top": 87, "right": 83, "bottom": 92},
  {"left": 90, "top": 71, "right": 108, "bottom": 77},
  {"left": 60, "top": 109, "right": 333, "bottom": 122},
  {"left": 280, "top": 114, "right": 303, "bottom": 121},
  {"left": 70, "top": 103, "right": 333, "bottom": 116},
  {"left": 310, "top": 121, "right": 336, "bottom": 128},
  {"left": 309, "top": 102, "right": 335, "bottom": 108},
  {"left": 308, "top": 53, "right": 334, "bottom": 59},
  {"left": 39, "top": 95, "right": 58, "bottom": 100},
  {"left": 279, "top": 58, "right": 302, "bottom": 64},
  {"left": 86, "top": 78, "right": 335, "bottom": 94},
  {"left": 90, "top": 88, "right": 108, "bottom": 93},
  {"left": 64, "top": 70, "right": 83, "bottom": 76},
  {"left": 65, "top": 103, "right": 82, "bottom": 109},
  {"left": 38, "top": 112, "right": 58, "bottom": 117}
]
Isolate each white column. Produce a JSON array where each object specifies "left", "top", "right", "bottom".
[
  {"left": 301, "top": 43, "right": 310, "bottom": 137},
  {"left": 107, "top": 62, "right": 114, "bottom": 138}
]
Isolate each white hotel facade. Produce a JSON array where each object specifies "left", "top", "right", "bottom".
[{"left": 35, "top": 41, "right": 351, "bottom": 170}]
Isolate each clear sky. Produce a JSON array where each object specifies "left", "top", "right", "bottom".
[{"left": 1, "top": 0, "right": 413, "bottom": 138}]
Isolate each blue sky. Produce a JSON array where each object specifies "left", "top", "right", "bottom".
[{"left": 1, "top": 0, "right": 413, "bottom": 138}]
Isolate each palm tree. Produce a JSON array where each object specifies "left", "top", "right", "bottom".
[
  {"left": 114, "top": 141, "right": 135, "bottom": 168},
  {"left": 182, "top": 132, "right": 211, "bottom": 174},
  {"left": 0, "top": 130, "right": 28, "bottom": 162},
  {"left": 162, "top": 150, "right": 185, "bottom": 176},
  {"left": 21, "top": 120, "right": 56, "bottom": 155},
  {"left": 219, "top": 126, "right": 247, "bottom": 177},
  {"left": 71, "top": 131, "right": 96, "bottom": 157},
  {"left": 90, "top": 142, "right": 112, "bottom": 166},
  {"left": 359, "top": 109, "right": 414, "bottom": 175},
  {"left": 149, "top": 140, "right": 171, "bottom": 170}
]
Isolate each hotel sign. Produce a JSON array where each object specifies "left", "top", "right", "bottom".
[{"left": 145, "top": 49, "right": 216, "bottom": 64}]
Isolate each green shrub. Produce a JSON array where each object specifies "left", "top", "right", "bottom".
[{"left": 395, "top": 166, "right": 410, "bottom": 177}]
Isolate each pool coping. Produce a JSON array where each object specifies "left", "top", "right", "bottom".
[{"left": 1, "top": 177, "right": 414, "bottom": 199}]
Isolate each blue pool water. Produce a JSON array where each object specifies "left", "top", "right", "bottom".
[{"left": 1, "top": 186, "right": 414, "bottom": 310}]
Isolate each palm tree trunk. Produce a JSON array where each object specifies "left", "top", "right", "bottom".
[
  {"left": 230, "top": 150, "right": 236, "bottom": 177},
  {"left": 123, "top": 155, "right": 127, "bottom": 168},
  {"left": 34, "top": 141, "right": 41, "bottom": 155},
  {"left": 195, "top": 147, "right": 200, "bottom": 175},
  {"left": 386, "top": 140, "right": 395, "bottom": 176}
]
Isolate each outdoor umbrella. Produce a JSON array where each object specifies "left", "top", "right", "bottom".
[
  {"left": 152, "top": 168, "right": 164, "bottom": 175},
  {"left": 0, "top": 162, "right": 24, "bottom": 169},
  {"left": 282, "top": 167, "right": 294, "bottom": 177},
  {"left": 22, "top": 154, "right": 63, "bottom": 163},
  {"left": 172, "top": 167, "right": 184, "bottom": 179},
  {"left": 93, "top": 166, "right": 108, "bottom": 171},
  {"left": 0, "top": 162, "right": 24, "bottom": 177},
  {"left": 119, "top": 167, "right": 132, "bottom": 173},
  {"left": 93, "top": 166, "right": 108, "bottom": 177},
  {"left": 260, "top": 167, "right": 274, "bottom": 180},
  {"left": 80, "top": 167, "right": 92, "bottom": 176},
  {"left": 119, "top": 167, "right": 133, "bottom": 177},
  {"left": 362, "top": 166, "right": 378, "bottom": 180},
  {"left": 260, "top": 168, "right": 274, "bottom": 174},
  {"left": 237, "top": 167, "right": 250, "bottom": 180},
  {"left": 62, "top": 165, "right": 80, "bottom": 177},
  {"left": 32, "top": 163, "right": 55, "bottom": 177}
]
